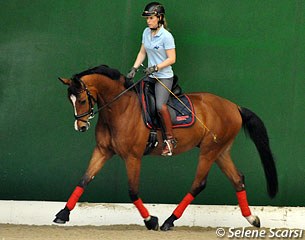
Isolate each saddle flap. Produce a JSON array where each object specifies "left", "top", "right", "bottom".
[{"left": 137, "top": 81, "right": 195, "bottom": 129}]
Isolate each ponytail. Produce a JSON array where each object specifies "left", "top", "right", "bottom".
[
  {"left": 159, "top": 15, "right": 169, "bottom": 30},
  {"left": 163, "top": 17, "right": 168, "bottom": 30}
]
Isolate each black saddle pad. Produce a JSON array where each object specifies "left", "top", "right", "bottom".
[{"left": 137, "top": 81, "right": 195, "bottom": 129}]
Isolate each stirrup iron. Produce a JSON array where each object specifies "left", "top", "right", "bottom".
[{"left": 162, "top": 139, "right": 177, "bottom": 156}]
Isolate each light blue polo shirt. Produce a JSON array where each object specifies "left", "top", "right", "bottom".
[{"left": 142, "top": 25, "right": 175, "bottom": 78}]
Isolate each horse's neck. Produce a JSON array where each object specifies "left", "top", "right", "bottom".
[
  {"left": 92, "top": 74, "right": 134, "bottom": 114},
  {"left": 85, "top": 74, "right": 122, "bottom": 103},
  {"left": 86, "top": 75, "right": 141, "bottom": 134}
]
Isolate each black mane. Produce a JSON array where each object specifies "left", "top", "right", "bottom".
[
  {"left": 72, "top": 65, "right": 121, "bottom": 81},
  {"left": 67, "top": 65, "right": 122, "bottom": 95}
]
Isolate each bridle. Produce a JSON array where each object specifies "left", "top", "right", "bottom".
[
  {"left": 73, "top": 79, "right": 97, "bottom": 123},
  {"left": 73, "top": 76, "right": 144, "bottom": 123}
]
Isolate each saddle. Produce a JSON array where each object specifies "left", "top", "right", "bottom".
[{"left": 135, "top": 76, "right": 195, "bottom": 154}]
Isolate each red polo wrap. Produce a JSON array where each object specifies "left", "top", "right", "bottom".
[
  {"left": 66, "top": 186, "right": 84, "bottom": 211},
  {"left": 133, "top": 198, "right": 150, "bottom": 219},
  {"left": 173, "top": 193, "right": 195, "bottom": 219},
  {"left": 236, "top": 190, "right": 251, "bottom": 217}
]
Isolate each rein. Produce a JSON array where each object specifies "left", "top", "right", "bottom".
[
  {"left": 76, "top": 76, "right": 145, "bottom": 121},
  {"left": 93, "top": 76, "right": 145, "bottom": 114}
]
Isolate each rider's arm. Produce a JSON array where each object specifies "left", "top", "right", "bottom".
[
  {"left": 156, "top": 48, "right": 176, "bottom": 71},
  {"left": 133, "top": 44, "right": 146, "bottom": 69}
]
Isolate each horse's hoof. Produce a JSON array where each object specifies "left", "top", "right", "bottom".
[
  {"left": 252, "top": 216, "right": 261, "bottom": 228},
  {"left": 246, "top": 215, "right": 261, "bottom": 228},
  {"left": 53, "top": 217, "right": 66, "bottom": 224},
  {"left": 160, "top": 214, "right": 176, "bottom": 231},
  {"left": 144, "top": 216, "right": 159, "bottom": 230},
  {"left": 160, "top": 222, "right": 174, "bottom": 231},
  {"left": 53, "top": 207, "right": 70, "bottom": 224}
]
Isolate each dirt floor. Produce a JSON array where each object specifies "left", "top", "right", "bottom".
[
  {"left": 0, "top": 224, "right": 219, "bottom": 240},
  {"left": 1, "top": 224, "right": 304, "bottom": 240}
]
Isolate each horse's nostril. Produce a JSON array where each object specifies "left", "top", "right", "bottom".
[{"left": 80, "top": 126, "right": 87, "bottom": 132}]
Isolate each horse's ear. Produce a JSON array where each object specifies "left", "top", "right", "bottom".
[{"left": 58, "top": 77, "right": 72, "bottom": 86}]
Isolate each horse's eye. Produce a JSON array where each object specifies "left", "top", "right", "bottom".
[{"left": 79, "top": 100, "right": 86, "bottom": 105}]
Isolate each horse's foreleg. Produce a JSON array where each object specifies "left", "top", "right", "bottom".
[
  {"left": 125, "top": 156, "right": 159, "bottom": 230},
  {"left": 161, "top": 152, "right": 214, "bottom": 231},
  {"left": 216, "top": 151, "right": 260, "bottom": 227},
  {"left": 53, "top": 147, "right": 112, "bottom": 224}
]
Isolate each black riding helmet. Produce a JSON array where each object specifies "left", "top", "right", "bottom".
[
  {"left": 142, "top": 2, "right": 165, "bottom": 17},
  {"left": 142, "top": 2, "right": 165, "bottom": 27}
]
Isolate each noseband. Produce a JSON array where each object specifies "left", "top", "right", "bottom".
[{"left": 73, "top": 79, "right": 97, "bottom": 123}]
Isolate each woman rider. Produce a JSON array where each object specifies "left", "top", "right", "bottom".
[{"left": 127, "top": 2, "right": 177, "bottom": 156}]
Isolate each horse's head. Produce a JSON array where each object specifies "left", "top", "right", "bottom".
[{"left": 59, "top": 77, "right": 97, "bottom": 132}]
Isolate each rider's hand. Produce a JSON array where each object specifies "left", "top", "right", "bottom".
[
  {"left": 126, "top": 67, "right": 138, "bottom": 80},
  {"left": 144, "top": 65, "right": 158, "bottom": 76}
]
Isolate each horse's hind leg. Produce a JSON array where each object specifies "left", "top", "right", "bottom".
[
  {"left": 216, "top": 149, "right": 260, "bottom": 227},
  {"left": 161, "top": 151, "right": 216, "bottom": 231},
  {"left": 53, "top": 147, "right": 112, "bottom": 224}
]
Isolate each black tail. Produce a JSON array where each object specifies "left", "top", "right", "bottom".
[{"left": 239, "top": 107, "right": 278, "bottom": 198}]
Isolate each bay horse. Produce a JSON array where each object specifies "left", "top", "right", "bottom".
[{"left": 54, "top": 65, "right": 278, "bottom": 230}]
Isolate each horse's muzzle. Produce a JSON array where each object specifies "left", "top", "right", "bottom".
[{"left": 74, "top": 120, "right": 90, "bottom": 132}]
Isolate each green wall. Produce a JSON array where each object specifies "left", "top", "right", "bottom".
[{"left": 1, "top": 1, "right": 304, "bottom": 207}]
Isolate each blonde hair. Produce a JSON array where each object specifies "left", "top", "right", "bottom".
[{"left": 163, "top": 17, "right": 168, "bottom": 30}]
